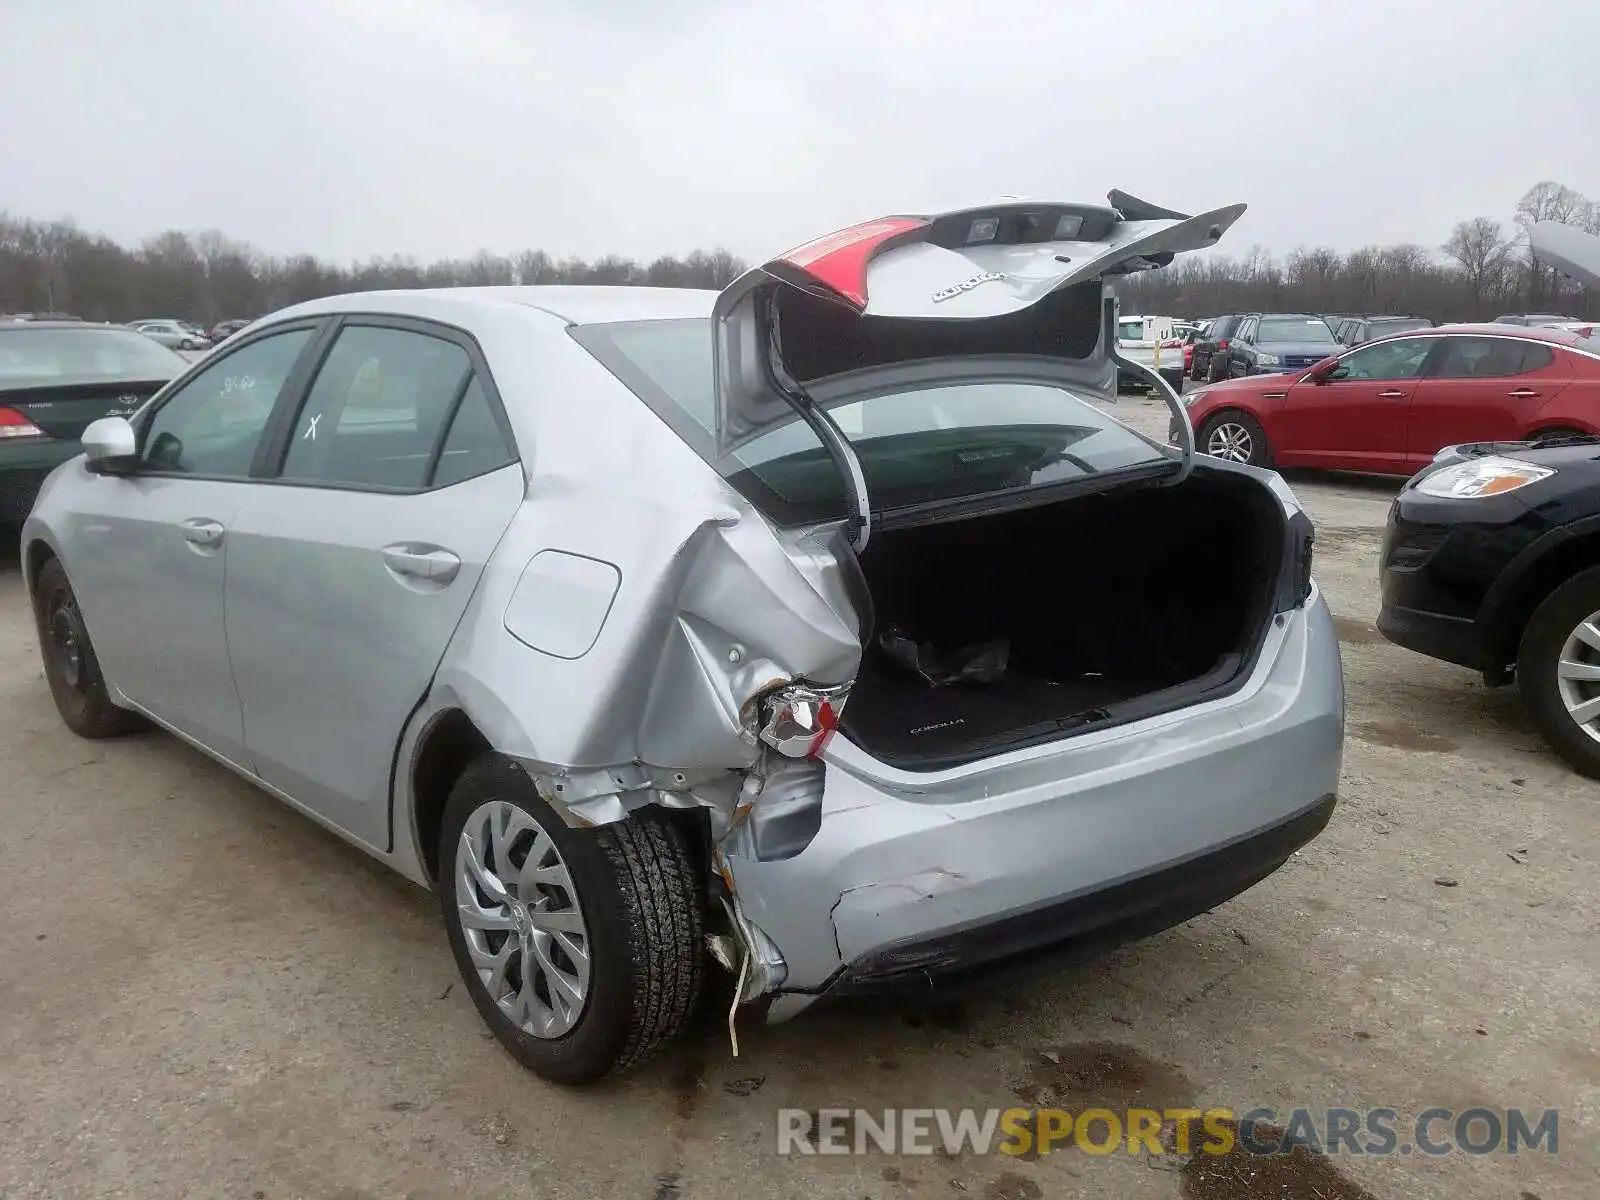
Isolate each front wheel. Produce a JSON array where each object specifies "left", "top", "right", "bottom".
[
  {"left": 31, "top": 557, "right": 143, "bottom": 738},
  {"left": 439, "top": 754, "right": 705, "bottom": 1085},
  {"left": 1198, "top": 411, "right": 1272, "bottom": 467},
  {"left": 1517, "top": 567, "right": 1600, "bottom": 779}
]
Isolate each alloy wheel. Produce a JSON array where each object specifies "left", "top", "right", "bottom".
[
  {"left": 1556, "top": 611, "right": 1600, "bottom": 744},
  {"left": 455, "top": 800, "right": 592, "bottom": 1038},
  {"left": 1205, "top": 422, "right": 1253, "bottom": 463}
]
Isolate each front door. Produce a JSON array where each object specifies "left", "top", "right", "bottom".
[
  {"left": 223, "top": 321, "right": 523, "bottom": 849},
  {"left": 62, "top": 325, "right": 320, "bottom": 760},
  {"left": 1407, "top": 336, "right": 1573, "bottom": 468},
  {"left": 1271, "top": 335, "right": 1437, "bottom": 472}
]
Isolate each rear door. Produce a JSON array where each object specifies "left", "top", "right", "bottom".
[
  {"left": 1407, "top": 335, "right": 1573, "bottom": 466},
  {"left": 223, "top": 318, "right": 523, "bottom": 849},
  {"left": 1270, "top": 335, "right": 1436, "bottom": 471}
]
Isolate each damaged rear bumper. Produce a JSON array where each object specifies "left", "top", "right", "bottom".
[
  {"left": 821, "top": 791, "right": 1334, "bottom": 997},
  {"left": 722, "top": 588, "right": 1345, "bottom": 1018}
]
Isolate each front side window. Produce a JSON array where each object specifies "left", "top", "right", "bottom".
[
  {"left": 1332, "top": 336, "right": 1434, "bottom": 381},
  {"left": 142, "top": 327, "right": 313, "bottom": 476},
  {"left": 278, "top": 325, "right": 474, "bottom": 489},
  {"left": 574, "top": 318, "right": 1169, "bottom": 525}
]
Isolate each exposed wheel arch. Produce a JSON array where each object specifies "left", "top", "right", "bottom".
[
  {"left": 406, "top": 706, "right": 715, "bottom": 894},
  {"left": 23, "top": 539, "right": 56, "bottom": 598},
  {"left": 410, "top": 708, "right": 492, "bottom": 884}
]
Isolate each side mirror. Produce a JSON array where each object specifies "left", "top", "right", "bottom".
[
  {"left": 82, "top": 416, "right": 139, "bottom": 476},
  {"left": 1306, "top": 357, "right": 1343, "bottom": 385}
]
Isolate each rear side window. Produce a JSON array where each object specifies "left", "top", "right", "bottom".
[
  {"left": 279, "top": 325, "right": 474, "bottom": 489},
  {"left": 431, "top": 376, "right": 516, "bottom": 488},
  {"left": 1430, "top": 337, "right": 1552, "bottom": 379},
  {"left": 142, "top": 328, "right": 313, "bottom": 477}
]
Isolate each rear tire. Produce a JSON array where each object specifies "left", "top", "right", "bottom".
[
  {"left": 31, "top": 557, "right": 143, "bottom": 739},
  {"left": 1198, "top": 411, "right": 1272, "bottom": 467},
  {"left": 439, "top": 753, "right": 705, "bottom": 1085},
  {"left": 1517, "top": 567, "right": 1600, "bottom": 779}
]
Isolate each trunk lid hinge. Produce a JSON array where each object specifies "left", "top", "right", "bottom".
[
  {"left": 1104, "top": 296, "right": 1194, "bottom": 486},
  {"left": 758, "top": 293, "right": 875, "bottom": 551}
]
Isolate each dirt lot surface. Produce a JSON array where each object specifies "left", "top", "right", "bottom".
[{"left": 2, "top": 396, "right": 1596, "bottom": 1199}]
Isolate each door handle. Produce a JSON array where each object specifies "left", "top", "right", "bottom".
[
  {"left": 1507, "top": 388, "right": 1541, "bottom": 398},
  {"left": 1377, "top": 389, "right": 1407, "bottom": 399},
  {"left": 381, "top": 544, "right": 461, "bottom": 584},
  {"left": 179, "top": 518, "right": 226, "bottom": 548}
]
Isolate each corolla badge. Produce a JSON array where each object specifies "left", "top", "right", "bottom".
[{"left": 932, "top": 270, "right": 1008, "bottom": 303}]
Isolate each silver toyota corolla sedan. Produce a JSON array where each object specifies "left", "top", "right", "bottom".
[{"left": 22, "top": 193, "right": 1345, "bottom": 1085}]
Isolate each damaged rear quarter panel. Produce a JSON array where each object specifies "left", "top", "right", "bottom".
[{"left": 410, "top": 327, "right": 861, "bottom": 830}]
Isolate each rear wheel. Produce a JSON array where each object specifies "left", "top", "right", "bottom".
[
  {"left": 1517, "top": 567, "right": 1600, "bottom": 779},
  {"left": 31, "top": 558, "right": 142, "bottom": 738},
  {"left": 439, "top": 754, "right": 704, "bottom": 1085},
  {"left": 1198, "top": 411, "right": 1271, "bottom": 467}
]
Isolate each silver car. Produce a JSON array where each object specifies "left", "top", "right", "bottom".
[
  {"left": 132, "top": 319, "right": 209, "bottom": 351},
  {"left": 21, "top": 193, "right": 1345, "bottom": 1085}
]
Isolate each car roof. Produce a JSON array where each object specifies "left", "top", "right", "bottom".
[
  {"left": 1429, "top": 322, "right": 1591, "bottom": 348},
  {"left": 0, "top": 320, "right": 132, "bottom": 332},
  {"left": 271, "top": 285, "right": 717, "bottom": 327}
]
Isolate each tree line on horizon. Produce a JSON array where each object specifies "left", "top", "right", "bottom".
[
  {"left": 1, "top": 179, "right": 1594, "bottom": 326},
  {"left": 1117, "top": 181, "right": 1599, "bottom": 323},
  {"left": 0, "top": 220, "right": 748, "bottom": 324}
]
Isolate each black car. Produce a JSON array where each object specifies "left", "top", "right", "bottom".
[
  {"left": 0, "top": 322, "right": 188, "bottom": 530},
  {"left": 1334, "top": 315, "right": 1435, "bottom": 346},
  {"left": 1212, "top": 313, "right": 1341, "bottom": 377},
  {"left": 206, "top": 318, "right": 253, "bottom": 343},
  {"left": 1379, "top": 435, "right": 1600, "bottom": 778},
  {"left": 1189, "top": 313, "right": 1254, "bottom": 382}
]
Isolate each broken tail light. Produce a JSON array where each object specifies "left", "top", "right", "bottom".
[{"left": 757, "top": 683, "right": 848, "bottom": 759}]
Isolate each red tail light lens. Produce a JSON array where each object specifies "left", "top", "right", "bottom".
[
  {"left": 768, "top": 217, "right": 931, "bottom": 310},
  {"left": 0, "top": 406, "right": 45, "bottom": 439},
  {"left": 1217, "top": 338, "right": 1230, "bottom": 350}
]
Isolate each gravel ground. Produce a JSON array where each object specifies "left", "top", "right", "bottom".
[{"left": 1, "top": 396, "right": 1595, "bottom": 1199}]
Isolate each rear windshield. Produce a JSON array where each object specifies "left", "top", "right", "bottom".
[
  {"left": 0, "top": 326, "right": 188, "bottom": 387},
  {"left": 1257, "top": 316, "right": 1337, "bottom": 343},
  {"left": 573, "top": 318, "right": 1169, "bottom": 526}
]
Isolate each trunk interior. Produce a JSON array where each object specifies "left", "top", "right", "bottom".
[{"left": 840, "top": 468, "right": 1291, "bottom": 768}]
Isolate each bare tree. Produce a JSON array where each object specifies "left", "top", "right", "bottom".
[{"left": 1442, "top": 217, "right": 1513, "bottom": 309}]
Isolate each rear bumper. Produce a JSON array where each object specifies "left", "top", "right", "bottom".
[
  {"left": 728, "top": 588, "right": 1346, "bottom": 1005},
  {"left": 0, "top": 442, "right": 77, "bottom": 527},
  {"left": 823, "top": 791, "right": 1334, "bottom": 997}
]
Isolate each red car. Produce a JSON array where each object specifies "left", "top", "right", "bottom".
[{"left": 1177, "top": 324, "right": 1600, "bottom": 473}]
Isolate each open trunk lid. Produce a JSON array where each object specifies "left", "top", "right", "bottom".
[
  {"left": 1532, "top": 219, "right": 1600, "bottom": 291},
  {"left": 711, "top": 192, "right": 1245, "bottom": 544}
]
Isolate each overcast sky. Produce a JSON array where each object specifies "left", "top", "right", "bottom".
[{"left": 2, "top": 0, "right": 1595, "bottom": 268}]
